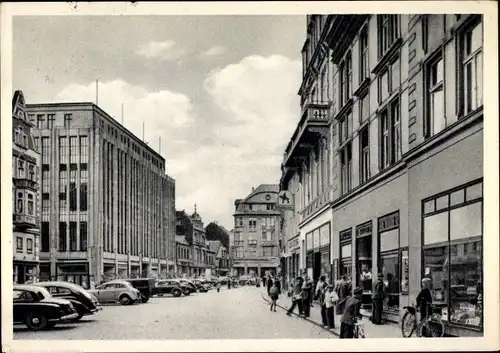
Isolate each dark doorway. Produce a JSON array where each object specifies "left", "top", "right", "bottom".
[{"left": 313, "top": 252, "right": 321, "bottom": 283}]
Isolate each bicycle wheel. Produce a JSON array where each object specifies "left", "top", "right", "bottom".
[
  {"left": 401, "top": 312, "right": 417, "bottom": 337},
  {"left": 417, "top": 318, "right": 445, "bottom": 338}
]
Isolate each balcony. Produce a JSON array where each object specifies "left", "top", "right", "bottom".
[
  {"left": 13, "top": 213, "right": 39, "bottom": 228},
  {"left": 283, "top": 101, "right": 330, "bottom": 169},
  {"left": 14, "top": 178, "right": 39, "bottom": 191}
]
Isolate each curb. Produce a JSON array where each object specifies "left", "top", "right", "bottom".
[{"left": 260, "top": 293, "right": 340, "bottom": 337}]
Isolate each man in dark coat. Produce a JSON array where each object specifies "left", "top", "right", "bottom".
[
  {"left": 371, "top": 273, "right": 385, "bottom": 324},
  {"left": 340, "top": 287, "right": 363, "bottom": 338},
  {"left": 266, "top": 275, "right": 274, "bottom": 296}
]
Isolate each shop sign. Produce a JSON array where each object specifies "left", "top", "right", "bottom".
[
  {"left": 277, "top": 190, "right": 294, "bottom": 209},
  {"left": 340, "top": 229, "right": 352, "bottom": 243},
  {"left": 288, "top": 237, "right": 300, "bottom": 251},
  {"left": 356, "top": 222, "right": 372, "bottom": 238},
  {"left": 320, "top": 224, "right": 330, "bottom": 246},
  {"left": 378, "top": 211, "right": 400, "bottom": 232}
]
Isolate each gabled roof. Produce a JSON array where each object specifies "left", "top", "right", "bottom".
[
  {"left": 175, "top": 235, "right": 190, "bottom": 246},
  {"left": 208, "top": 240, "right": 222, "bottom": 254},
  {"left": 243, "top": 184, "right": 279, "bottom": 203}
]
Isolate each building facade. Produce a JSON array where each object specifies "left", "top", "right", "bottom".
[
  {"left": 175, "top": 235, "right": 192, "bottom": 276},
  {"left": 26, "top": 102, "right": 176, "bottom": 287},
  {"left": 208, "top": 240, "right": 231, "bottom": 276},
  {"left": 12, "top": 91, "right": 41, "bottom": 284},
  {"left": 232, "top": 185, "right": 281, "bottom": 277},
  {"left": 279, "top": 14, "right": 483, "bottom": 337}
]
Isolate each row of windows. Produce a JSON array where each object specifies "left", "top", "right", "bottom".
[
  {"left": 13, "top": 157, "right": 37, "bottom": 181},
  {"left": 233, "top": 246, "right": 277, "bottom": 258},
  {"left": 14, "top": 190, "right": 36, "bottom": 216},
  {"left": 13, "top": 126, "right": 33, "bottom": 150},
  {"left": 39, "top": 221, "right": 88, "bottom": 252},
  {"left": 28, "top": 113, "right": 71, "bottom": 130},
  {"left": 16, "top": 236, "right": 34, "bottom": 253}
]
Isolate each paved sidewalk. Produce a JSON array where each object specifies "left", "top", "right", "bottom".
[{"left": 261, "top": 290, "right": 402, "bottom": 338}]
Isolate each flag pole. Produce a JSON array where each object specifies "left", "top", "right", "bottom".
[
  {"left": 142, "top": 122, "right": 145, "bottom": 141},
  {"left": 121, "top": 103, "right": 124, "bottom": 125},
  {"left": 95, "top": 79, "right": 99, "bottom": 105},
  {"left": 159, "top": 136, "right": 161, "bottom": 154}
]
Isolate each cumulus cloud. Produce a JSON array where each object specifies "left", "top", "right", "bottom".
[
  {"left": 55, "top": 79, "right": 195, "bottom": 167},
  {"left": 172, "top": 54, "right": 302, "bottom": 227},
  {"left": 199, "top": 46, "right": 227, "bottom": 58},
  {"left": 136, "top": 40, "right": 187, "bottom": 61}
]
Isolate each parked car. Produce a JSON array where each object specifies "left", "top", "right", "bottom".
[
  {"left": 13, "top": 284, "right": 79, "bottom": 330},
  {"left": 87, "top": 280, "right": 141, "bottom": 305},
  {"left": 217, "top": 276, "right": 229, "bottom": 285},
  {"left": 35, "top": 281, "right": 101, "bottom": 321},
  {"left": 124, "top": 278, "right": 155, "bottom": 303},
  {"left": 153, "top": 280, "right": 191, "bottom": 297},
  {"left": 192, "top": 279, "right": 209, "bottom": 292},
  {"left": 175, "top": 279, "right": 198, "bottom": 293}
]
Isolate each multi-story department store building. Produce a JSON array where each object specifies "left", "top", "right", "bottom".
[
  {"left": 26, "top": 102, "right": 176, "bottom": 287},
  {"left": 279, "top": 14, "right": 483, "bottom": 337}
]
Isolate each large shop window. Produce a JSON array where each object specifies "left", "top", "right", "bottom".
[
  {"left": 422, "top": 179, "right": 483, "bottom": 329},
  {"left": 339, "top": 229, "right": 352, "bottom": 279},
  {"left": 319, "top": 223, "right": 331, "bottom": 281},
  {"left": 378, "top": 211, "right": 400, "bottom": 313},
  {"left": 356, "top": 222, "right": 373, "bottom": 294}
]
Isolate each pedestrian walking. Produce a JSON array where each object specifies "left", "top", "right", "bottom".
[
  {"left": 269, "top": 282, "right": 279, "bottom": 312},
  {"left": 336, "top": 275, "right": 352, "bottom": 315},
  {"left": 301, "top": 277, "right": 313, "bottom": 318},
  {"left": 371, "top": 273, "right": 385, "bottom": 325},
  {"left": 228, "top": 277, "right": 232, "bottom": 290},
  {"left": 266, "top": 275, "right": 274, "bottom": 296},
  {"left": 315, "top": 275, "right": 326, "bottom": 301},
  {"left": 275, "top": 277, "right": 282, "bottom": 297},
  {"left": 216, "top": 281, "right": 222, "bottom": 293},
  {"left": 286, "top": 277, "right": 304, "bottom": 316},
  {"left": 340, "top": 287, "right": 363, "bottom": 339}
]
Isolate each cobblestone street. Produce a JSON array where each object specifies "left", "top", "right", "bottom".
[{"left": 13, "top": 286, "right": 334, "bottom": 340}]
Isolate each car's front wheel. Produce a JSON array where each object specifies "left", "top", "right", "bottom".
[
  {"left": 25, "top": 312, "right": 49, "bottom": 330},
  {"left": 172, "top": 289, "right": 182, "bottom": 297},
  {"left": 119, "top": 294, "right": 132, "bottom": 305}
]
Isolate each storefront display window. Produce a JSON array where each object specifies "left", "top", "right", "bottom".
[
  {"left": 378, "top": 211, "right": 400, "bottom": 314},
  {"left": 422, "top": 179, "right": 483, "bottom": 329},
  {"left": 339, "top": 228, "right": 352, "bottom": 279},
  {"left": 355, "top": 221, "right": 372, "bottom": 293}
]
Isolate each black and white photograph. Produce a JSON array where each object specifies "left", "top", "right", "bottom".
[{"left": 1, "top": 1, "right": 498, "bottom": 352}]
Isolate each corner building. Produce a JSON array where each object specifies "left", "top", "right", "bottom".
[
  {"left": 12, "top": 91, "right": 41, "bottom": 284},
  {"left": 232, "top": 185, "right": 281, "bottom": 277},
  {"left": 27, "top": 102, "right": 176, "bottom": 287},
  {"left": 280, "top": 14, "right": 483, "bottom": 337}
]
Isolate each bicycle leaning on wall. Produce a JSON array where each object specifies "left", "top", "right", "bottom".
[{"left": 401, "top": 303, "right": 445, "bottom": 338}]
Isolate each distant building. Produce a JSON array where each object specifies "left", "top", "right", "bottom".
[
  {"left": 175, "top": 235, "right": 192, "bottom": 277},
  {"left": 12, "top": 91, "right": 41, "bottom": 284},
  {"left": 26, "top": 101, "right": 176, "bottom": 286},
  {"left": 208, "top": 240, "right": 230, "bottom": 276},
  {"left": 232, "top": 184, "right": 281, "bottom": 277}
]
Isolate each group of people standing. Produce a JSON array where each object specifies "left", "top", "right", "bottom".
[{"left": 284, "top": 274, "right": 364, "bottom": 338}]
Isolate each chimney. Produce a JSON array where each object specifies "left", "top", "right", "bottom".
[{"left": 252, "top": 187, "right": 255, "bottom": 192}]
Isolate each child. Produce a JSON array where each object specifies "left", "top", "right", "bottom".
[{"left": 269, "top": 282, "right": 279, "bottom": 312}]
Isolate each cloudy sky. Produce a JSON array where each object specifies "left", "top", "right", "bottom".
[{"left": 13, "top": 15, "right": 305, "bottom": 230}]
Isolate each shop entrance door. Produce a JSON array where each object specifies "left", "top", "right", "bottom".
[{"left": 313, "top": 252, "right": 321, "bottom": 282}]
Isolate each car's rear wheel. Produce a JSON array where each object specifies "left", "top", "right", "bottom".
[
  {"left": 184, "top": 291, "right": 190, "bottom": 296},
  {"left": 141, "top": 296, "right": 149, "bottom": 303},
  {"left": 25, "top": 312, "right": 49, "bottom": 330},
  {"left": 119, "top": 294, "right": 132, "bottom": 305},
  {"left": 172, "top": 289, "right": 182, "bottom": 297}
]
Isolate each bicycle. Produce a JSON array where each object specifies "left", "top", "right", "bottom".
[
  {"left": 401, "top": 303, "right": 445, "bottom": 338},
  {"left": 353, "top": 322, "right": 366, "bottom": 338}
]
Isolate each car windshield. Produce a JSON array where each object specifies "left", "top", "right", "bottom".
[{"left": 34, "top": 287, "right": 52, "bottom": 300}]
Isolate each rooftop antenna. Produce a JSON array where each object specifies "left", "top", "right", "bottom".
[
  {"left": 194, "top": 203, "right": 197, "bottom": 213},
  {"left": 159, "top": 136, "right": 161, "bottom": 154},
  {"left": 95, "top": 79, "right": 99, "bottom": 105}
]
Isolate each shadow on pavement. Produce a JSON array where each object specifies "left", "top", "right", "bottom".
[{"left": 14, "top": 325, "right": 78, "bottom": 332}]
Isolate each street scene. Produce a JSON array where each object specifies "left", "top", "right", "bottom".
[{"left": 7, "top": 8, "right": 490, "bottom": 343}]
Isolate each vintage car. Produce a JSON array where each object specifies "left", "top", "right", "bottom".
[
  {"left": 153, "top": 279, "right": 191, "bottom": 297},
  {"left": 191, "top": 279, "right": 210, "bottom": 292},
  {"left": 87, "top": 280, "right": 141, "bottom": 305},
  {"left": 13, "top": 285, "right": 79, "bottom": 330},
  {"left": 124, "top": 278, "right": 156, "bottom": 303},
  {"left": 35, "top": 281, "right": 101, "bottom": 321},
  {"left": 175, "top": 279, "right": 199, "bottom": 293}
]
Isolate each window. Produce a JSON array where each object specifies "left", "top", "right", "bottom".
[
  {"left": 69, "top": 221, "right": 77, "bottom": 251},
  {"left": 16, "top": 236, "right": 23, "bottom": 252},
  {"left": 339, "top": 112, "right": 351, "bottom": 145},
  {"left": 378, "top": 15, "right": 400, "bottom": 57},
  {"left": 36, "top": 114, "right": 45, "bottom": 129},
  {"left": 80, "top": 182, "right": 88, "bottom": 211},
  {"left": 460, "top": 20, "right": 483, "bottom": 115},
  {"left": 360, "top": 126, "right": 370, "bottom": 184},
  {"left": 235, "top": 247, "right": 243, "bottom": 258},
  {"left": 422, "top": 15, "right": 429, "bottom": 53},
  {"left": 28, "top": 165, "right": 35, "bottom": 181},
  {"left": 378, "top": 211, "right": 400, "bottom": 313},
  {"left": 422, "top": 179, "right": 483, "bottom": 328},
  {"left": 69, "top": 181, "right": 77, "bottom": 211},
  {"left": 41, "top": 137, "right": 50, "bottom": 164},
  {"left": 340, "top": 142, "right": 352, "bottom": 195},
  {"left": 41, "top": 222, "right": 50, "bottom": 252},
  {"left": 266, "top": 204, "right": 274, "bottom": 210},
  {"left": 47, "top": 114, "right": 56, "bottom": 129},
  {"left": 340, "top": 52, "right": 352, "bottom": 106},
  {"left": 18, "top": 160, "right": 25, "bottom": 178},
  {"left": 359, "top": 30, "right": 369, "bottom": 82},
  {"left": 16, "top": 192, "right": 24, "bottom": 213},
  {"left": 27, "top": 194, "right": 34, "bottom": 215},
  {"left": 379, "top": 99, "right": 401, "bottom": 169},
  {"left": 64, "top": 114, "right": 72, "bottom": 128},
  {"left": 339, "top": 229, "right": 352, "bottom": 278},
  {"left": 59, "top": 222, "right": 67, "bottom": 252},
  {"left": 249, "top": 219, "right": 257, "bottom": 232},
  {"left": 425, "top": 56, "right": 445, "bottom": 137},
  {"left": 359, "top": 93, "right": 370, "bottom": 123},
  {"left": 356, "top": 222, "right": 373, "bottom": 292},
  {"left": 263, "top": 246, "right": 274, "bottom": 257},
  {"left": 27, "top": 238, "right": 33, "bottom": 253}
]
